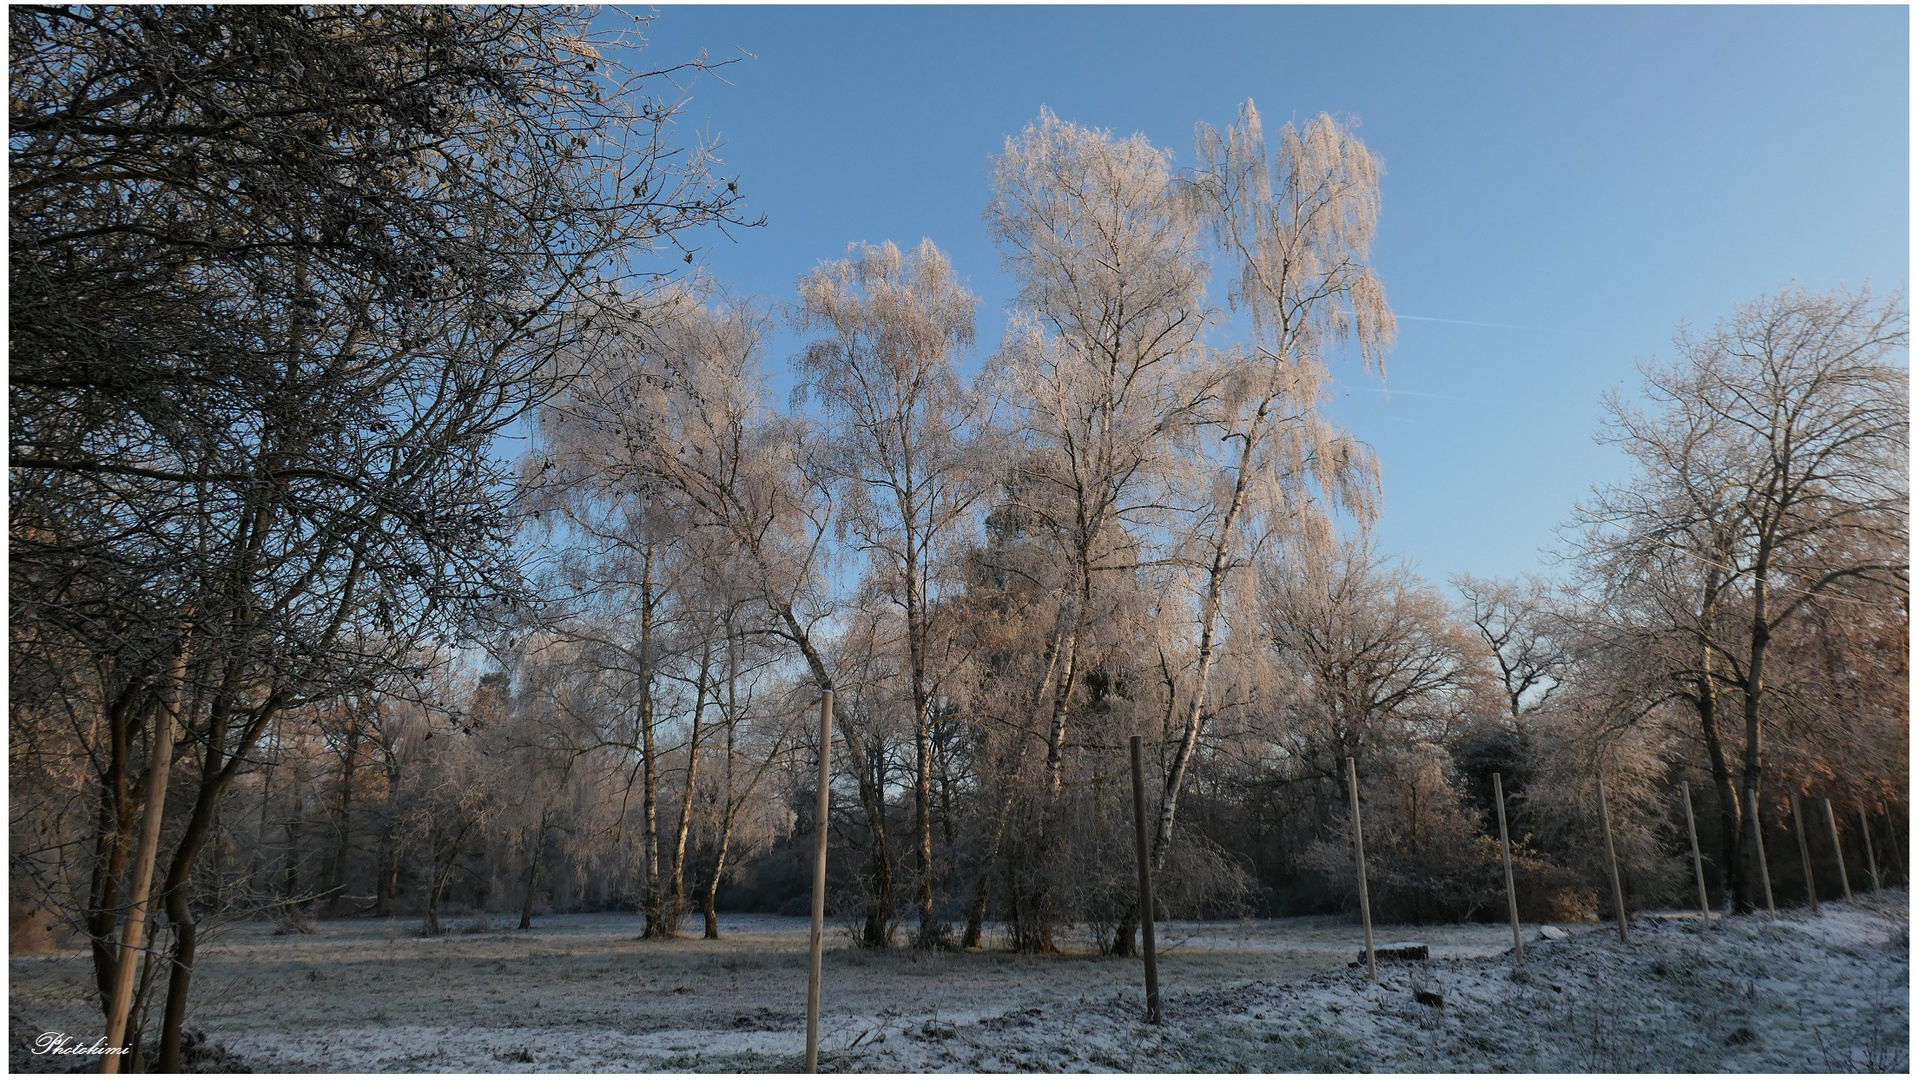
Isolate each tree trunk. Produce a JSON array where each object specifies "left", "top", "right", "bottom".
[
  {"left": 908, "top": 584, "right": 940, "bottom": 948},
  {"left": 157, "top": 688, "right": 286, "bottom": 1071},
  {"left": 1112, "top": 899, "right": 1140, "bottom": 959},
  {"left": 104, "top": 652, "right": 182, "bottom": 1071},
  {"left": 704, "top": 797, "right": 734, "bottom": 941},
  {"left": 326, "top": 716, "right": 359, "bottom": 916},
  {"left": 705, "top": 658, "right": 740, "bottom": 941},
  {"left": 1028, "top": 606, "right": 1078, "bottom": 955},
  {"left": 1737, "top": 549, "right": 1773, "bottom": 840},
  {"left": 638, "top": 541, "right": 666, "bottom": 939},
  {"left": 282, "top": 812, "right": 301, "bottom": 900},
  {"left": 861, "top": 734, "right": 895, "bottom": 949},
  {"left": 1153, "top": 405, "right": 1265, "bottom": 868},
  {"left": 422, "top": 840, "right": 462, "bottom": 939},
  {"left": 1043, "top": 610, "right": 1083, "bottom": 795},
  {"left": 374, "top": 806, "right": 399, "bottom": 918},
  {"left": 778, "top": 601, "right": 893, "bottom": 948},
  {"left": 1006, "top": 836, "right": 1058, "bottom": 955},
  {"left": 1697, "top": 677, "right": 1746, "bottom": 912},
  {"left": 87, "top": 688, "right": 141, "bottom": 1014},
  {"left": 961, "top": 865, "right": 993, "bottom": 950},
  {"left": 639, "top": 688, "right": 661, "bottom": 935},
  {"left": 518, "top": 809, "right": 548, "bottom": 930},
  {"left": 668, "top": 641, "right": 711, "bottom": 937}
]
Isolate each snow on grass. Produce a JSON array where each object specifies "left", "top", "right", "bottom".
[
  {"left": 10, "top": 894, "right": 1905, "bottom": 1072},
  {"left": 844, "top": 892, "right": 1910, "bottom": 1073}
]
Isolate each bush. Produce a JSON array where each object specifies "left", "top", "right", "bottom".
[
  {"left": 270, "top": 908, "right": 318, "bottom": 935},
  {"left": 1305, "top": 742, "right": 1520, "bottom": 923},
  {"left": 9, "top": 903, "right": 65, "bottom": 953}
]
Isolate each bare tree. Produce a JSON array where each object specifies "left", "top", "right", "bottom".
[
  {"left": 985, "top": 108, "right": 1213, "bottom": 796},
  {"left": 9, "top": 8, "right": 750, "bottom": 1063},
  {"left": 1454, "top": 574, "right": 1570, "bottom": 731},
  {"left": 1261, "top": 535, "right": 1489, "bottom": 767},
  {"left": 1573, "top": 284, "right": 1908, "bottom": 910},
  {"left": 795, "top": 238, "right": 987, "bottom": 948},
  {"left": 545, "top": 286, "right": 909, "bottom": 944},
  {"left": 1151, "top": 102, "right": 1391, "bottom": 875}
]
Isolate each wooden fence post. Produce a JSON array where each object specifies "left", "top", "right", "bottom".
[
  {"left": 1493, "top": 772, "right": 1523, "bottom": 964},
  {"left": 1821, "top": 798, "right": 1851, "bottom": 902},
  {"left": 1789, "top": 792, "right": 1820, "bottom": 915},
  {"left": 102, "top": 635, "right": 186, "bottom": 1074},
  {"left": 1858, "top": 805, "right": 1881, "bottom": 895},
  {"left": 1345, "top": 757, "right": 1376, "bottom": 981},
  {"left": 1680, "top": 781, "right": 1710, "bottom": 920},
  {"left": 805, "top": 690, "right": 833, "bottom": 1073},
  {"left": 1880, "top": 812, "right": 1904, "bottom": 883},
  {"left": 1747, "top": 788, "right": 1775, "bottom": 917},
  {"left": 1596, "top": 776, "right": 1628, "bottom": 943},
  {"left": 1128, "top": 736, "right": 1161, "bottom": 1023}
]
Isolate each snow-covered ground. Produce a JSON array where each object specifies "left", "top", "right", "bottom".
[
  {"left": 10, "top": 893, "right": 1906, "bottom": 1072},
  {"left": 848, "top": 897, "right": 1910, "bottom": 1072}
]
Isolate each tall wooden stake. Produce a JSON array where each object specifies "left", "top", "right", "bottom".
[
  {"left": 804, "top": 690, "right": 832, "bottom": 1073},
  {"left": 1747, "top": 788, "right": 1775, "bottom": 917},
  {"left": 1493, "top": 772, "right": 1523, "bottom": 964},
  {"left": 1680, "top": 781, "right": 1710, "bottom": 920},
  {"left": 1596, "top": 776, "right": 1628, "bottom": 942},
  {"left": 102, "top": 637, "right": 187, "bottom": 1073},
  {"left": 1880, "top": 812, "right": 1904, "bottom": 883},
  {"left": 1821, "top": 798, "right": 1851, "bottom": 901},
  {"left": 1345, "top": 757, "right": 1375, "bottom": 981},
  {"left": 1858, "top": 805, "right": 1881, "bottom": 895},
  {"left": 1128, "top": 736, "right": 1161, "bottom": 1023},
  {"left": 1789, "top": 792, "right": 1820, "bottom": 915}
]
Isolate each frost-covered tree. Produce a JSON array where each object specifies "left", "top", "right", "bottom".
[
  {"left": 1152, "top": 103, "right": 1392, "bottom": 868},
  {"left": 1260, "top": 535, "right": 1488, "bottom": 766},
  {"left": 985, "top": 107, "right": 1212, "bottom": 795},
  {"left": 8, "top": 8, "right": 749, "bottom": 1063},
  {"left": 1573, "top": 284, "right": 1908, "bottom": 910},
  {"left": 796, "top": 238, "right": 988, "bottom": 948},
  {"left": 1453, "top": 574, "right": 1572, "bottom": 731}
]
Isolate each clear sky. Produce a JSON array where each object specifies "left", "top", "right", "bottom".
[{"left": 630, "top": 4, "right": 1908, "bottom": 585}]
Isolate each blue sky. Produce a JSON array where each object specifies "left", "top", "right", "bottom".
[{"left": 628, "top": 4, "right": 1908, "bottom": 585}]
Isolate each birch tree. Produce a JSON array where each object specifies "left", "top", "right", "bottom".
[
  {"left": 985, "top": 107, "right": 1212, "bottom": 796},
  {"left": 533, "top": 390, "right": 683, "bottom": 936},
  {"left": 1150, "top": 103, "right": 1391, "bottom": 868},
  {"left": 795, "top": 238, "right": 986, "bottom": 947},
  {"left": 552, "top": 286, "right": 905, "bottom": 945}
]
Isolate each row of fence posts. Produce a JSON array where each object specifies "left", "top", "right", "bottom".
[
  {"left": 802, "top": 715, "right": 1901, "bottom": 1063},
  {"left": 1342, "top": 758, "right": 1897, "bottom": 978},
  {"left": 1734, "top": 786, "right": 1889, "bottom": 922}
]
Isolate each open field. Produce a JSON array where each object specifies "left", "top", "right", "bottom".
[{"left": 11, "top": 893, "right": 1906, "bottom": 1072}]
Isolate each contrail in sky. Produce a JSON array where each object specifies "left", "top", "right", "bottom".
[
  {"left": 1396, "top": 313, "right": 1594, "bottom": 335},
  {"left": 1364, "top": 387, "right": 1489, "bottom": 404}
]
